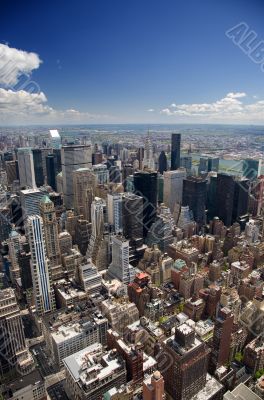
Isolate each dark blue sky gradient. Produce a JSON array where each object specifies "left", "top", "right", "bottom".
[{"left": 1, "top": 0, "right": 264, "bottom": 121}]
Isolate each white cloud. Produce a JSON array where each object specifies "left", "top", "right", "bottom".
[
  {"left": 226, "top": 92, "right": 246, "bottom": 99},
  {"left": 0, "top": 89, "right": 110, "bottom": 124},
  {"left": 0, "top": 44, "right": 111, "bottom": 124},
  {"left": 147, "top": 108, "right": 155, "bottom": 112},
  {"left": 160, "top": 92, "right": 264, "bottom": 123},
  {"left": 0, "top": 43, "right": 41, "bottom": 86}
]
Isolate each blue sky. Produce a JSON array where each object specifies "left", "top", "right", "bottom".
[{"left": 1, "top": 0, "right": 264, "bottom": 124}]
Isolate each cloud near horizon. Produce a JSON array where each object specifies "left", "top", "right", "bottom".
[
  {"left": 0, "top": 43, "right": 110, "bottom": 124},
  {"left": 159, "top": 92, "right": 264, "bottom": 123}
]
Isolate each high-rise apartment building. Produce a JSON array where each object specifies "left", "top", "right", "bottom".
[
  {"left": 61, "top": 144, "right": 92, "bottom": 209},
  {"left": 26, "top": 215, "right": 55, "bottom": 315},
  {"left": 17, "top": 148, "right": 36, "bottom": 188},
  {"left": 171, "top": 133, "right": 181, "bottom": 170}
]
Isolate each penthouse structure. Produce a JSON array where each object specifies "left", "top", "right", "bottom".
[{"left": 64, "top": 344, "right": 126, "bottom": 400}]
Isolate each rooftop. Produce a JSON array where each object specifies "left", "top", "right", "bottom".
[
  {"left": 49, "top": 129, "right": 60, "bottom": 138},
  {"left": 224, "top": 383, "right": 261, "bottom": 400},
  {"left": 63, "top": 344, "right": 124, "bottom": 387},
  {"left": 5, "top": 369, "right": 44, "bottom": 395},
  {"left": 191, "top": 373, "right": 223, "bottom": 400}
]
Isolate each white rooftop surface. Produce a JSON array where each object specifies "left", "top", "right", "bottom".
[
  {"left": 178, "top": 323, "right": 193, "bottom": 335},
  {"left": 63, "top": 343, "right": 103, "bottom": 380},
  {"left": 52, "top": 322, "right": 90, "bottom": 344},
  {"left": 191, "top": 374, "right": 223, "bottom": 400},
  {"left": 224, "top": 383, "right": 261, "bottom": 400},
  {"left": 20, "top": 188, "right": 41, "bottom": 194},
  {"left": 176, "top": 312, "right": 189, "bottom": 323},
  {"left": 49, "top": 129, "right": 60, "bottom": 138},
  {"left": 57, "top": 286, "right": 86, "bottom": 300},
  {"left": 63, "top": 343, "right": 124, "bottom": 387},
  {"left": 143, "top": 353, "right": 156, "bottom": 372}
]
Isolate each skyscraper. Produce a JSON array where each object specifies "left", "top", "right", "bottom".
[
  {"left": 6, "top": 228, "right": 22, "bottom": 284},
  {"left": 17, "top": 148, "right": 36, "bottom": 188},
  {"left": 49, "top": 129, "right": 61, "bottom": 149},
  {"left": 134, "top": 171, "right": 157, "bottom": 237},
  {"left": 158, "top": 151, "right": 167, "bottom": 175},
  {"left": 0, "top": 288, "right": 34, "bottom": 376},
  {"left": 198, "top": 156, "right": 219, "bottom": 174},
  {"left": 122, "top": 192, "right": 144, "bottom": 240},
  {"left": 32, "top": 148, "right": 44, "bottom": 187},
  {"left": 20, "top": 188, "right": 47, "bottom": 221},
  {"left": 122, "top": 164, "right": 134, "bottom": 191},
  {"left": 182, "top": 177, "right": 207, "bottom": 227},
  {"left": 164, "top": 169, "right": 186, "bottom": 214},
  {"left": 107, "top": 193, "right": 123, "bottom": 234},
  {"left": 61, "top": 144, "right": 92, "bottom": 209},
  {"left": 163, "top": 324, "right": 210, "bottom": 400},
  {"left": 92, "top": 163, "right": 109, "bottom": 184},
  {"left": 180, "top": 156, "right": 192, "bottom": 175},
  {"left": 26, "top": 215, "right": 55, "bottom": 315},
  {"left": 171, "top": 133, "right": 181, "bottom": 170},
  {"left": 87, "top": 197, "right": 109, "bottom": 270},
  {"left": 143, "top": 131, "right": 155, "bottom": 171},
  {"left": 107, "top": 235, "right": 135, "bottom": 283},
  {"left": 6, "top": 160, "right": 19, "bottom": 185},
  {"left": 73, "top": 168, "right": 96, "bottom": 220},
  {"left": 243, "top": 159, "right": 261, "bottom": 180},
  {"left": 39, "top": 196, "right": 62, "bottom": 281},
  {"left": 216, "top": 174, "right": 235, "bottom": 227},
  {"left": 232, "top": 178, "right": 250, "bottom": 222},
  {"left": 46, "top": 153, "right": 57, "bottom": 191},
  {"left": 210, "top": 307, "right": 234, "bottom": 371}
]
